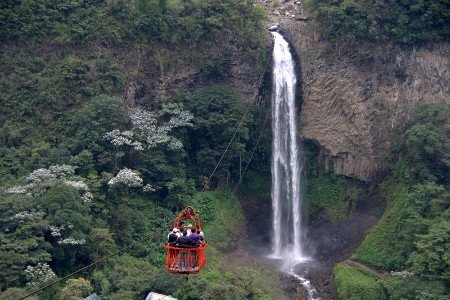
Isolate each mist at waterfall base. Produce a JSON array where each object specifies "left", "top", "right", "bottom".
[
  {"left": 268, "top": 32, "right": 320, "bottom": 300},
  {"left": 269, "top": 31, "right": 308, "bottom": 263}
]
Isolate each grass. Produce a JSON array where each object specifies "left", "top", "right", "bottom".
[
  {"left": 305, "top": 175, "right": 349, "bottom": 221},
  {"left": 379, "top": 274, "right": 447, "bottom": 299},
  {"left": 333, "top": 263, "right": 386, "bottom": 300},
  {"left": 186, "top": 188, "right": 243, "bottom": 251},
  {"left": 352, "top": 183, "right": 413, "bottom": 270},
  {"left": 175, "top": 187, "right": 282, "bottom": 299}
]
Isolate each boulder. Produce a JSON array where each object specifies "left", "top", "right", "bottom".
[{"left": 268, "top": 24, "right": 279, "bottom": 31}]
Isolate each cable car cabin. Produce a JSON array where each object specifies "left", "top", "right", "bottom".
[{"left": 165, "top": 206, "right": 208, "bottom": 274}]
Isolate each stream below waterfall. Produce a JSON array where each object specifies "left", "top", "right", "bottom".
[
  {"left": 269, "top": 31, "right": 319, "bottom": 299},
  {"left": 227, "top": 30, "right": 383, "bottom": 300}
]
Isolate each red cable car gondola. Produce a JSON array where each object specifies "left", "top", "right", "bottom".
[{"left": 165, "top": 206, "right": 208, "bottom": 274}]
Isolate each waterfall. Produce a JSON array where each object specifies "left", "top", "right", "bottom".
[{"left": 270, "top": 31, "right": 305, "bottom": 260}]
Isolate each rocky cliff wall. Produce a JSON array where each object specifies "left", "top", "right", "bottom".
[
  {"left": 287, "top": 24, "right": 448, "bottom": 181},
  {"left": 259, "top": 0, "right": 449, "bottom": 181},
  {"left": 122, "top": 37, "right": 270, "bottom": 109}
]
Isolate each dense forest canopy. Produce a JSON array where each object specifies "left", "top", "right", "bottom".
[
  {"left": 0, "top": 0, "right": 449, "bottom": 299},
  {"left": 309, "top": 0, "right": 450, "bottom": 45},
  {"left": 0, "top": 0, "right": 276, "bottom": 299}
]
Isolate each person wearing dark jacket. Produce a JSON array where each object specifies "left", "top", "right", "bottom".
[
  {"left": 175, "top": 230, "right": 191, "bottom": 270},
  {"left": 175, "top": 230, "right": 191, "bottom": 247},
  {"left": 189, "top": 231, "right": 201, "bottom": 247}
]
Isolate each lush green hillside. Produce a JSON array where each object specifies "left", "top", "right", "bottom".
[
  {"left": 308, "top": 0, "right": 450, "bottom": 45},
  {"left": 0, "top": 1, "right": 277, "bottom": 299},
  {"left": 334, "top": 103, "right": 450, "bottom": 299}
]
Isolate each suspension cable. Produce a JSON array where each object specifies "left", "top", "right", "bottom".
[
  {"left": 232, "top": 107, "right": 271, "bottom": 196},
  {"left": 18, "top": 244, "right": 134, "bottom": 300},
  {"left": 19, "top": 98, "right": 263, "bottom": 300},
  {"left": 199, "top": 98, "right": 256, "bottom": 193}
]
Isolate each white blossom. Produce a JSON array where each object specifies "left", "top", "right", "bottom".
[
  {"left": 167, "top": 110, "right": 194, "bottom": 128},
  {"left": 49, "top": 165, "right": 76, "bottom": 177},
  {"left": 7, "top": 165, "right": 92, "bottom": 203},
  {"left": 131, "top": 141, "right": 144, "bottom": 150},
  {"left": 49, "top": 225, "right": 62, "bottom": 237},
  {"left": 6, "top": 185, "right": 28, "bottom": 194},
  {"left": 63, "top": 180, "right": 89, "bottom": 191},
  {"left": 108, "top": 168, "right": 143, "bottom": 188},
  {"left": 390, "top": 270, "right": 413, "bottom": 277},
  {"left": 57, "top": 237, "right": 86, "bottom": 245},
  {"left": 104, "top": 129, "right": 144, "bottom": 151},
  {"left": 105, "top": 105, "right": 193, "bottom": 151},
  {"left": 11, "top": 210, "right": 45, "bottom": 222},
  {"left": 167, "top": 138, "right": 183, "bottom": 150},
  {"left": 25, "top": 263, "right": 57, "bottom": 286},
  {"left": 26, "top": 168, "right": 56, "bottom": 183},
  {"left": 82, "top": 192, "right": 93, "bottom": 203},
  {"left": 130, "top": 108, "right": 157, "bottom": 131},
  {"left": 143, "top": 184, "right": 155, "bottom": 192},
  {"left": 104, "top": 129, "right": 133, "bottom": 146}
]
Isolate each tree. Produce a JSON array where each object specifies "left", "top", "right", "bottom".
[
  {"left": 404, "top": 103, "right": 450, "bottom": 183},
  {"left": 71, "top": 95, "right": 128, "bottom": 158},
  {"left": 59, "top": 278, "right": 93, "bottom": 300},
  {"left": 170, "top": 85, "right": 251, "bottom": 187},
  {"left": 409, "top": 217, "right": 450, "bottom": 279}
]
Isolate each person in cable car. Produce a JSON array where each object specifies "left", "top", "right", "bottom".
[
  {"left": 164, "top": 206, "right": 208, "bottom": 274},
  {"left": 167, "top": 228, "right": 179, "bottom": 243}
]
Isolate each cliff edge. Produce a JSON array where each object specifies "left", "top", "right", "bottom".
[{"left": 259, "top": 0, "right": 449, "bottom": 181}]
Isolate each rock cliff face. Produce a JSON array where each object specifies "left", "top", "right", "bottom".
[
  {"left": 288, "top": 26, "right": 448, "bottom": 181},
  {"left": 259, "top": 0, "right": 449, "bottom": 181},
  {"left": 122, "top": 38, "right": 269, "bottom": 109}
]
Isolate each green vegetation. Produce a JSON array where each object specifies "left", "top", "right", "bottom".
[
  {"left": 332, "top": 103, "right": 449, "bottom": 299},
  {"left": 187, "top": 188, "right": 244, "bottom": 251},
  {"left": 306, "top": 175, "right": 351, "bottom": 221},
  {"left": 308, "top": 0, "right": 450, "bottom": 45},
  {"left": 0, "top": 0, "right": 272, "bottom": 298},
  {"left": 173, "top": 265, "right": 281, "bottom": 300},
  {"left": 353, "top": 103, "right": 450, "bottom": 273},
  {"left": 333, "top": 263, "right": 385, "bottom": 300},
  {"left": 352, "top": 183, "right": 411, "bottom": 270},
  {"left": 380, "top": 274, "right": 447, "bottom": 300},
  {"left": 341, "top": 103, "right": 450, "bottom": 298},
  {"left": 0, "top": 0, "right": 266, "bottom": 48},
  {"left": 302, "top": 140, "right": 369, "bottom": 222}
]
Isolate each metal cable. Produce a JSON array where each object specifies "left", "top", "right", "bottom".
[
  {"left": 199, "top": 99, "right": 256, "bottom": 193},
  {"left": 19, "top": 98, "right": 263, "bottom": 299},
  {"left": 232, "top": 108, "right": 271, "bottom": 196},
  {"left": 18, "top": 244, "right": 134, "bottom": 300}
]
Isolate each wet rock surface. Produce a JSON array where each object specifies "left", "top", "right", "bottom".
[
  {"left": 235, "top": 186, "right": 383, "bottom": 299},
  {"left": 258, "top": 0, "right": 450, "bottom": 181}
]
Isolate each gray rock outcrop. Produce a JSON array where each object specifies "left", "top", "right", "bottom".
[
  {"left": 257, "top": 1, "right": 449, "bottom": 181},
  {"left": 285, "top": 23, "right": 449, "bottom": 181}
]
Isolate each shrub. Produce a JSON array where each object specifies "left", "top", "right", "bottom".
[
  {"left": 309, "top": 0, "right": 450, "bottom": 45},
  {"left": 380, "top": 274, "right": 447, "bottom": 300},
  {"left": 59, "top": 278, "right": 93, "bottom": 300},
  {"left": 305, "top": 175, "right": 349, "bottom": 221},
  {"left": 186, "top": 188, "right": 243, "bottom": 251}
]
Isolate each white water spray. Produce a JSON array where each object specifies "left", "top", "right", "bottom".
[
  {"left": 270, "top": 31, "right": 304, "bottom": 260},
  {"left": 270, "top": 30, "right": 320, "bottom": 300}
]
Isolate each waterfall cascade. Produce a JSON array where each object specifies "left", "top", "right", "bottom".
[{"left": 270, "top": 31, "right": 305, "bottom": 261}]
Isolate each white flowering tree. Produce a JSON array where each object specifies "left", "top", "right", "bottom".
[
  {"left": 104, "top": 103, "right": 193, "bottom": 151},
  {"left": 1, "top": 165, "right": 98, "bottom": 285},
  {"left": 103, "top": 103, "right": 192, "bottom": 193},
  {"left": 24, "top": 263, "right": 57, "bottom": 287},
  {"left": 108, "top": 168, "right": 143, "bottom": 188},
  {"left": 107, "top": 168, "right": 156, "bottom": 194},
  {"left": 6, "top": 164, "right": 93, "bottom": 203}
]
